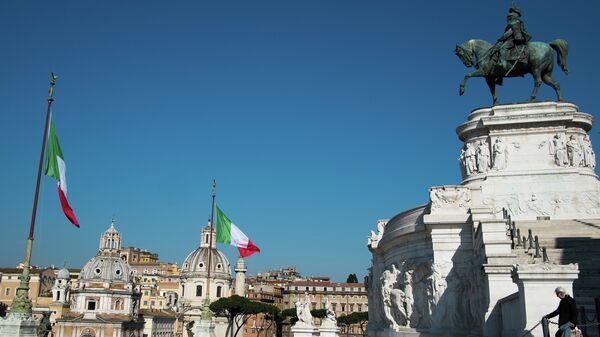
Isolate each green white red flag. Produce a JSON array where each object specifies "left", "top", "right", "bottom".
[
  {"left": 43, "top": 115, "right": 79, "bottom": 227},
  {"left": 215, "top": 205, "right": 260, "bottom": 257}
]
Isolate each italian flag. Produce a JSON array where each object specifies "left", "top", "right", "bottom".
[
  {"left": 215, "top": 205, "right": 260, "bottom": 257},
  {"left": 43, "top": 115, "right": 79, "bottom": 227}
]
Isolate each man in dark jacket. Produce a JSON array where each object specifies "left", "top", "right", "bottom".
[{"left": 545, "top": 286, "right": 578, "bottom": 337}]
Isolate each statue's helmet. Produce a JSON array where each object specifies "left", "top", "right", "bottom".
[{"left": 508, "top": 4, "right": 522, "bottom": 17}]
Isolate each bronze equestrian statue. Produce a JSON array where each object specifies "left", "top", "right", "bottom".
[{"left": 455, "top": 4, "right": 569, "bottom": 104}]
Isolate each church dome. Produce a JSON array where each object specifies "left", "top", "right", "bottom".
[
  {"left": 79, "top": 255, "right": 133, "bottom": 283},
  {"left": 79, "top": 219, "right": 133, "bottom": 283},
  {"left": 180, "top": 224, "right": 231, "bottom": 279},
  {"left": 181, "top": 247, "right": 231, "bottom": 276},
  {"left": 57, "top": 268, "right": 70, "bottom": 280}
]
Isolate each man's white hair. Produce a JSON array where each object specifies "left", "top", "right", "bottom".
[{"left": 555, "top": 286, "right": 567, "bottom": 294}]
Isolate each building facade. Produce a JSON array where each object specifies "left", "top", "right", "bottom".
[{"left": 53, "top": 221, "right": 146, "bottom": 337}]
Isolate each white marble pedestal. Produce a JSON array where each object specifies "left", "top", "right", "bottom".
[
  {"left": 512, "top": 263, "right": 579, "bottom": 337},
  {"left": 194, "top": 319, "right": 217, "bottom": 337},
  {"left": 291, "top": 324, "right": 318, "bottom": 337},
  {"left": 0, "top": 313, "right": 39, "bottom": 337},
  {"left": 319, "top": 321, "right": 340, "bottom": 337}
]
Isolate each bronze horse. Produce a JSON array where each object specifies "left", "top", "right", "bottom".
[{"left": 455, "top": 39, "right": 569, "bottom": 104}]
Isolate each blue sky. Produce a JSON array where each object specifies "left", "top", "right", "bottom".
[{"left": 1, "top": 1, "right": 599, "bottom": 281}]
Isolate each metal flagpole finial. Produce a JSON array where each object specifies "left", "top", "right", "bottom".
[{"left": 48, "top": 72, "right": 57, "bottom": 102}]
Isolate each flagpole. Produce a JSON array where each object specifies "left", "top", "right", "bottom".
[
  {"left": 11, "top": 73, "right": 57, "bottom": 315},
  {"left": 201, "top": 179, "right": 216, "bottom": 320}
]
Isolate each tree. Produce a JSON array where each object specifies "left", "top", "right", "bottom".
[
  {"left": 0, "top": 302, "right": 7, "bottom": 317},
  {"left": 210, "top": 296, "right": 279, "bottom": 337},
  {"left": 346, "top": 274, "right": 359, "bottom": 283},
  {"left": 337, "top": 312, "right": 368, "bottom": 336}
]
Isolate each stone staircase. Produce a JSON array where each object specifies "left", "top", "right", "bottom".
[{"left": 511, "top": 219, "right": 600, "bottom": 336}]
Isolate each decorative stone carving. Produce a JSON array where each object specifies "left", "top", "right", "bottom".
[
  {"left": 321, "top": 298, "right": 337, "bottom": 328},
  {"left": 492, "top": 138, "right": 508, "bottom": 170},
  {"left": 477, "top": 140, "right": 491, "bottom": 173},
  {"left": 367, "top": 219, "right": 388, "bottom": 249},
  {"left": 484, "top": 191, "right": 600, "bottom": 218},
  {"left": 465, "top": 142, "right": 477, "bottom": 175},
  {"left": 566, "top": 135, "right": 583, "bottom": 167},
  {"left": 381, "top": 264, "right": 405, "bottom": 330},
  {"left": 429, "top": 186, "right": 471, "bottom": 213},
  {"left": 294, "top": 292, "right": 314, "bottom": 328},
  {"left": 366, "top": 266, "right": 385, "bottom": 329},
  {"left": 582, "top": 135, "right": 596, "bottom": 169},
  {"left": 550, "top": 133, "right": 568, "bottom": 166}
]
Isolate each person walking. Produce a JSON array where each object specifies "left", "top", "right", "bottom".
[{"left": 545, "top": 286, "right": 578, "bottom": 337}]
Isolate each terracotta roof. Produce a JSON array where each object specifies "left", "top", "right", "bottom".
[
  {"left": 139, "top": 309, "right": 177, "bottom": 318},
  {"left": 0, "top": 268, "right": 46, "bottom": 275}
]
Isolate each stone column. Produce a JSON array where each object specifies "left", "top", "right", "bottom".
[
  {"left": 512, "top": 263, "right": 579, "bottom": 337},
  {"left": 234, "top": 257, "right": 247, "bottom": 297}
]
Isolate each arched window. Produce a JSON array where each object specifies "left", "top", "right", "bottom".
[
  {"left": 196, "top": 285, "right": 202, "bottom": 297},
  {"left": 56, "top": 291, "right": 61, "bottom": 301},
  {"left": 205, "top": 234, "right": 209, "bottom": 244},
  {"left": 216, "top": 286, "right": 222, "bottom": 298}
]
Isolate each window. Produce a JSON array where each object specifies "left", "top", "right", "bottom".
[
  {"left": 182, "top": 285, "right": 185, "bottom": 296},
  {"left": 216, "top": 286, "right": 222, "bottom": 298},
  {"left": 324, "top": 287, "right": 327, "bottom": 292},
  {"left": 56, "top": 291, "right": 61, "bottom": 301},
  {"left": 4, "top": 288, "right": 10, "bottom": 296},
  {"left": 341, "top": 304, "right": 346, "bottom": 312},
  {"left": 312, "top": 287, "right": 316, "bottom": 291},
  {"left": 151, "top": 300, "right": 155, "bottom": 306},
  {"left": 144, "top": 301, "right": 148, "bottom": 306},
  {"left": 196, "top": 285, "right": 203, "bottom": 297},
  {"left": 87, "top": 300, "right": 96, "bottom": 310},
  {"left": 205, "top": 234, "right": 209, "bottom": 244}
]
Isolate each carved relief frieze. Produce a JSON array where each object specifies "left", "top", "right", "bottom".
[{"left": 429, "top": 186, "right": 471, "bottom": 213}]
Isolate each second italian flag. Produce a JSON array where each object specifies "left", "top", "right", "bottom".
[
  {"left": 43, "top": 115, "right": 80, "bottom": 227},
  {"left": 215, "top": 205, "right": 260, "bottom": 257}
]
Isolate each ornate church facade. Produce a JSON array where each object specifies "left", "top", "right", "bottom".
[{"left": 52, "top": 221, "right": 145, "bottom": 337}]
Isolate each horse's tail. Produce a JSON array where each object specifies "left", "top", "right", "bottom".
[{"left": 549, "top": 39, "right": 569, "bottom": 75}]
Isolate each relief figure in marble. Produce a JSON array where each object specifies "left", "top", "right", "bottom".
[
  {"left": 381, "top": 264, "right": 407, "bottom": 329},
  {"left": 465, "top": 142, "right": 477, "bottom": 175},
  {"left": 550, "top": 134, "right": 568, "bottom": 166},
  {"left": 582, "top": 135, "right": 596, "bottom": 169},
  {"left": 476, "top": 140, "right": 491, "bottom": 173},
  {"left": 492, "top": 138, "right": 508, "bottom": 170},
  {"left": 566, "top": 135, "right": 582, "bottom": 167}
]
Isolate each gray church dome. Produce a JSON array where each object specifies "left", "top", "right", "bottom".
[
  {"left": 79, "top": 219, "right": 133, "bottom": 283},
  {"left": 181, "top": 224, "right": 231, "bottom": 279},
  {"left": 57, "top": 268, "right": 70, "bottom": 280},
  {"left": 79, "top": 255, "right": 133, "bottom": 282}
]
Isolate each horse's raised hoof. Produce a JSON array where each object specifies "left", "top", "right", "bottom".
[{"left": 459, "top": 85, "right": 465, "bottom": 96}]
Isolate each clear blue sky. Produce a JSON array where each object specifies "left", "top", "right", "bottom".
[{"left": 1, "top": 1, "right": 599, "bottom": 282}]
